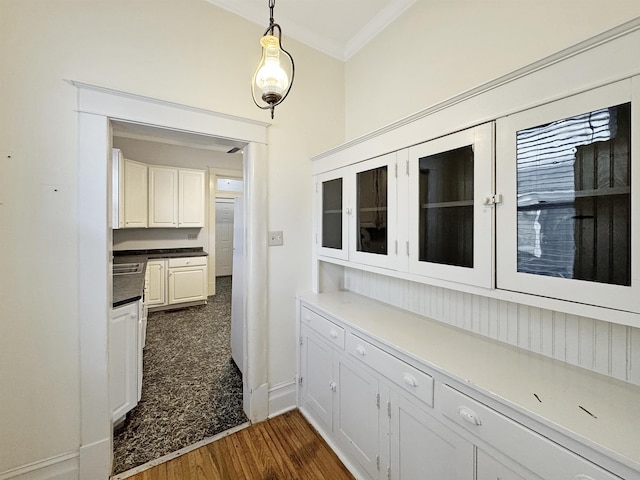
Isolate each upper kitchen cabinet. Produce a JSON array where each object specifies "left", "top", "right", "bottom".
[
  {"left": 317, "top": 168, "right": 349, "bottom": 261},
  {"left": 316, "top": 153, "right": 398, "bottom": 269},
  {"left": 407, "top": 123, "right": 494, "bottom": 288},
  {"left": 112, "top": 149, "right": 148, "bottom": 229},
  {"left": 178, "top": 168, "right": 206, "bottom": 228},
  {"left": 349, "top": 153, "right": 398, "bottom": 270},
  {"left": 147, "top": 165, "right": 206, "bottom": 228},
  {"left": 496, "top": 79, "right": 639, "bottom": 312}
]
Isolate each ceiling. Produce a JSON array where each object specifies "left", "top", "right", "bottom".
[{"left": 205, "top": 0, "right": 417, "bottom": 61}]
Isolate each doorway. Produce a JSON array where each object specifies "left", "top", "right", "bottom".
[{"left": 75, "top": 81, "right": 270, "bottom": 478}]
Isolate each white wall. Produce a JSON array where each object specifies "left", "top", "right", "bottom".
[
  {"left": 0, "top": 0, "right": 343, "bottom": 476},
  {"left": 345, "top": 1, "right": 640, "bottom": 139}
]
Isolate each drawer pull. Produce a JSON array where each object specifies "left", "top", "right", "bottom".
[
  {"left": 329, "top": 329, "right": 339, "bottom": 339},
  {"left": 355, "top": 345, "right": 367, "bottom": 356},
  {"left": 329, "top": 381, "right": 337, "bottom": 392},
  {"left": 402, "top": 373, "right": 418, "bottom": 388},
  {"left": 458, "top": 406, "right": 481, "bottom": 426}
]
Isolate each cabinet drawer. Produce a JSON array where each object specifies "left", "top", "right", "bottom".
[
  {"left": 440, "top": 385, "right": 621, "bottom": 480},
  {"left": 300, "top": 307, "right": 345, "bottom": 349},
  {"left": 168, "top": 256, "right": 207, "bottom": 268},
  {"left": 347, "top": 333, "right": 434, "bottom": 407}
]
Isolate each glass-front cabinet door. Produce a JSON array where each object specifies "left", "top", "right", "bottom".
[
  {"left": 349, "top": 152, "right": 398, "bottom": 269},
  {"left": 407, "top": 123, "right": 494, "bottom": 287},
  {"left": 496, "top": 79, "right": 639, "bottom": 312},
  {"left": 317, "top": 168, "right": 349, "bottom": 261}
]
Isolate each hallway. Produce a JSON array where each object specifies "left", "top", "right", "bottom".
[{"left": 112, "top": 276, "right": 247, "bottom": 475}]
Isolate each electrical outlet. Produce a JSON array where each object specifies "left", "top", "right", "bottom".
[{"left": 269, "top": 230, "right": 284, "bottom": 246}]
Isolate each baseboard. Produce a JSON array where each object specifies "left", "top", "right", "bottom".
[
  {"left": 79, "top": 437, "right": 111, "bottom": 480},
  {"left": 268, "top": 380, "right": 297, "bottom": 418},
  {"left": 0, "top": 452, "right": 79, "bottom": 480}
]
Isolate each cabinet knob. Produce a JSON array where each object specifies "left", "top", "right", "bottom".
[
  {"left": 329, "top": 381, "right": 337, "bottom": 392},
  {"left": 575, "top": 476, "right": 596, "bottom": 480},
  {"left": 329, "top": 329, "right": 339, "bottom": 339},
  {"left": 355, "top": 345, "right": 366, "bottom": 356},
  {"left": 402, "top": 373, "right": 418, "bottom": 388},
  {"left": 458, "top": 406, "right": 482, "bottom": 426}
]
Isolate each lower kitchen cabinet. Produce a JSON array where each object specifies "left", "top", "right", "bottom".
[
  {"left": 110, "top": 300, "right": 139, "bottom": 424},
  {"left": 297, "top": 294, "right": 635, "bottom": 480},
  {"left": 147, "top": 256, "right": 208, "bottom": 310},
  {"left": 389, "top": 390, "right": 473, "bottom": 480}
]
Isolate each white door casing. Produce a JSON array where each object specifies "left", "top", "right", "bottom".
[{"left": 75, "top": 81, "right": 269, "bottom": 479}]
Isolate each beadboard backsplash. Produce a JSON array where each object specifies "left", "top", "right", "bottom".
[{"left": 344, "top": 268, "right": 640, "bottom": 387}]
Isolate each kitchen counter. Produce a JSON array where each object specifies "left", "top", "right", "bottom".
[{"left": 112, "top": 248, "right": 208, "bottom": 307}]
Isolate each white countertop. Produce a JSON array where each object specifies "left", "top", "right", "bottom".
[{"left": 298, "top": 290, "right": 640, "bottom": 473}]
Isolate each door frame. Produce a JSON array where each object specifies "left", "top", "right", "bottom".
[{"left": 74, "top": 81, "right": 270, "bottom": 478}]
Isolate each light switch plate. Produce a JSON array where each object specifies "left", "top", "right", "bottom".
[{"left": 269, "top": 230, "right": 284, "bottom": 246}]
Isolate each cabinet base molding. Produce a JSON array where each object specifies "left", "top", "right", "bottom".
[
  {"left": 148, "top": 299, "right": 207, "bottom": 313},
  {"left": 0, "top": 452, "right": 79, "bottom": 480}
]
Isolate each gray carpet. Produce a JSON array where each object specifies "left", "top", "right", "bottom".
[{"left": 112, "top": 275, "right": 247, "bottom": 475}]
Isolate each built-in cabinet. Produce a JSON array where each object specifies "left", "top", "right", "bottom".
[
  {"left": 113, "top": 149, "right": 206, "bottom": 229},
  {"left": 314, "top": 78, "right": 640, "bottom": 316},
  {"left": 146, "top": 256, "right": 208, "bottom": 310},
  {"left": 110, "top": 300, "right": 140, "bottom": 424},
  {"left": 297, "top": 293, "right": 637, "bottom": 479}
]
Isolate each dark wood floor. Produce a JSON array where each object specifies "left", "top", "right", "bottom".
[{"left": 124, "top": 409, "right": 355, "bottom": 480}]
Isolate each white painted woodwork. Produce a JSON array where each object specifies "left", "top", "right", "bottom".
[
  {"left": 215, "top": 199, "right": 234, "bottom": 276},
  {"left": 112, "top": 148, "right": 124, "bottom": 228},
  {"left": 476, "top": 449, "right": 528, "bottom": 480},
  {"left": 349, "top": 152, "right": 399, "bottom": 271},
  {"left": 333, "top": 353, "right": 380, "bottom": 479},
  {"left": 179, "top": 168, "right": 206, "bottom": 227},
  {"left": 122, "top": 158, "right": 148, "bottom": 228},
  {"left": 496, "top": 79, "right": 639, "bottom": 313},
  {"left": 231, "top": 197, "right": 245, "bottom": 374},
  {"left": 148, "top": 166, "right": 178, "bottom": 228},
  {"left": 300, "top": 325, "right": 335, "bottom": 431},
  {"left": 389, "top": 390, "right": 474, "bottom": 480},
  {"left": 167, "top": 257, "right": 208, "bottom": 304},
  {"left": 109, "top": 301, "right": 138, "bottom": 424},
  {"left": 145, "top": 260, "right": 167, "bottom": 307},
  {"left": 407, "top": 122, "right": 495, "bottom": 288},
  {"left": 75, "top": 82, "right": 269, "bottom": 479},
  {"left": 317, "top": 167, "right": 350, "bottom": 261},
  {"left": 297, "top": 291, "right": 640, "bottom": 479},
  {"left": 344, "top": 267, "right": 640, "bottom": 387}
]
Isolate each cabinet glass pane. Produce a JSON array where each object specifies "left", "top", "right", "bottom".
[
  {"left": 419, "top": 145, "right": 474, "bottom": 267},
  {"left": 516, "top": 103, "right": 631, "bottom": 285},
  {"left": 357, "top": 166, "right": 387, "bottom": 254},
  {"left": 322, "top": 178, "right": 343, "bottom": 249}
]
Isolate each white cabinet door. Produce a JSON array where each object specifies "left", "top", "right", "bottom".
[
  {"left": 476, "top": 450, "right": 530, "bottom": 480},
  {"left": 349, "top": 153, "right": 399, "bottom": 270},
  {"left": 496, "top": 79, "right": 639, "bottom": 312},
  {"left": 109, "top": 302, "right": 139, "bottom": 423},
  {"left": 317, "top": 168, "right": 350, "bottom": 261},
  {"left": 145, "top": 260, "right": 166, "bottom": 307},
  {"left": 334, "top": 353, "right": 381, "bottom": 480},
  {"left": 389, "top": 391, "right": 473, "bottom": 480},
  {"left": 407, "top": 122, "right": 494, "bottom": 288},
  {"left": 148, "top": 166, "right": 178, "bottom": 228},
  {"left": 168, "top": 265, "right": 207, "bottom": 304},
  {"left": 300, "top": 326, "right": 335, "bottom": 431},
  {"left": 123, "top": 158, "right": 148, "bottom": 228},
  {"left": 179, "top": 168, "right": 206, "bottom": 227}
]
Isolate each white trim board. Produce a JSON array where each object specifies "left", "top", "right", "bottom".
[{"left": 0, "top": 452, "right": 78, "bottom": 480}]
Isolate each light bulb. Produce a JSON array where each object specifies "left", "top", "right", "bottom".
[{"left": 255, "top": 35, "right": 289, "bottom": 105}]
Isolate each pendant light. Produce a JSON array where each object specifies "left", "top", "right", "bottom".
[{"left": 251, "top": 0, "right": 295, "bottom": 119}]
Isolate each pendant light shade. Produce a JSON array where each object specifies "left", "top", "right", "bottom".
[{"left": 251, "top": 1, "right": 295, "bottom": 119}]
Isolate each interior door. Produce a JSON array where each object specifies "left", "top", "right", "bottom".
[{"left": 215, "top": 199, "right": 235, "bottom": 276}]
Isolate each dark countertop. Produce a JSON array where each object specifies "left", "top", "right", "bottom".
[{"left": 112, "top": 248, "right": 208, "bottom": 308}]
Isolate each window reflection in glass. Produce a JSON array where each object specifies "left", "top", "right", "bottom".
[
  {"left": 419, "top": 145, "right": 474, "bottom": 267},
  {"left": 516, "top": 103, "right": 631, "bottom": 285},
  {"left": 322, "top": 178, "right": 343, "bottom": 249},
  {"left": 357, "top": 166, "right": 387, "bottom": 254}
]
